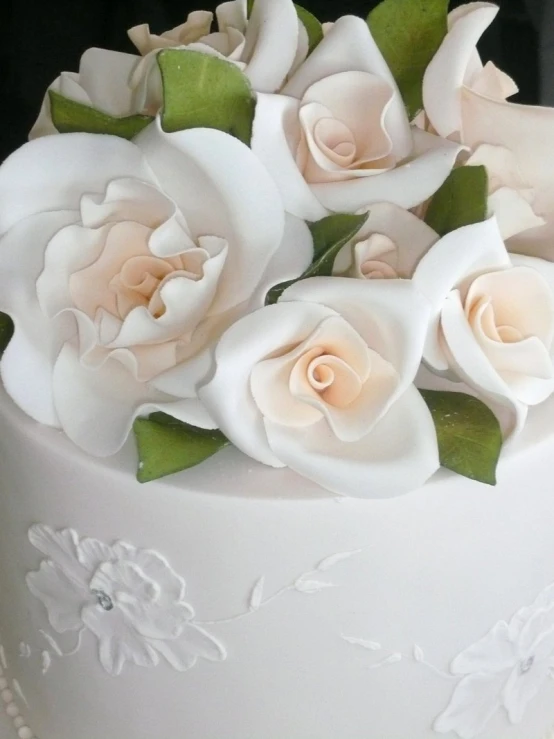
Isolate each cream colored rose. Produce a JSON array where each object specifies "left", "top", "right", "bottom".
[
  {"left": 251, "top": 16, "right": 462, "bottom": 221},
  {"left": 333, "top": 203, "right": 438, "bottom": 280},
  {"left": 414, "top": 218, "right": 554, "bottom": 436},
  {"left": 0, "top": 121, "right": 312, "bottom": 456},
  {"left": 423, "top": 2, "right": 550, "bottom": 256},
  {"left": 199, "top": 277, "right": 439, "bottom": 498},
  {"left": 30, "top": 0, "right": 303, "bottom": 139}
]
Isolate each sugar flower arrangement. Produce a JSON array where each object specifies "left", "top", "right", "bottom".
[{"left": 0, "top": 0, "right": 551, "bottom": 498}]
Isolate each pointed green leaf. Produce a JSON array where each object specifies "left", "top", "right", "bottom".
[
  {"left": 0, "top": 312, "right": 14, "bottom": 358},
  {"left": 295, "top": 5, "right": 324, "bottom": 54},
  {"left": 421, "top": 390, "right": 502, "bottom": 485},
  {"left": 266, "top": 212, "right": 368, "bottom": 304},
  {"left": 158, "top": 49, "right": 256, "bottom": 144},
  {"left": 425, "top": 165, "right": 489, "bottom": 237},
  {"left": 133, "top": 412, "right": 229, "bottom": 483},
  {"left": 49, "top": 90, "right": 153, "bottom": 139},
  {"left": 368, "top": 0, "right": 448, "bottom": 119}
]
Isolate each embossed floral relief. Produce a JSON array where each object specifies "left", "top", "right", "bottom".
[
  {"left": 434, "top": 585, "right": 554, "bottom": 738},
  {"left": 26, "top": 525, "right": 225, "bottom": 675},
  {"left": 24, "top": 524, "right": 554, "bottom": 737}
]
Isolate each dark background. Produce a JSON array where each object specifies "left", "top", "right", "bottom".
[{"left": 0, "top": 0, "right": 539, "bottom": 161}]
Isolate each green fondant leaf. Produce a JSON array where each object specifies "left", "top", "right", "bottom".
[
  {"left": 266, "top": 212, "right": 368, "bottom": 304},
  {"left": 0, "top": 312, "right": 14, "bottom": 358},
  {"left": 158, "top": 49, "right": 255, "bottom": 145},
  {"left": 424, "top": 165, "right": 489, "bottom": 237},
  {"left": 133, "top": 412, "right": 229, "bottom": 483},
  {"left": 368, "top": 0, "right": 448, "bottom": 119},
  {"left": 421, "top": 390, "right": 502, "bottom": 486},
  {"left": 295, "top": 5, "right": 324, "bottom": 54},
  {"left": 49, "top": 90, "right": 153, "bottom": 139}
]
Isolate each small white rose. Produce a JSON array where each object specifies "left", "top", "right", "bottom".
[
  {"left": 251, "top": 15, "right": 462, "bottom": 221},
  {"left": 199, "top": 277, "right": 439, "bottom": 498},
  {"left": 423, "top": 2, "right": 551, "bottom": 257},
  {"left": 333, "top": 203, "right": 438, "bottom": 280},
  {"left": 0, "top": 121, "right": 312, "bottom": 456},
  {"left": 30, "top": 0, "right": 303, "bottom": 138},
  {"left": 414, "top": 218, "right": 554, "bottom": 435}
]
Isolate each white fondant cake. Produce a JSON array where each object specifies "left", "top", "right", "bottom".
[
  {"left": 1, "top": 1, "right": 554, "bottom": 737},
  {"left": 1, "top": 385, "right": 554, "bottom": 739}
]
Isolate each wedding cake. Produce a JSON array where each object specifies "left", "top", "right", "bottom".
[{"left": 0, "top": 1, "right": 553, "bottom": 737}]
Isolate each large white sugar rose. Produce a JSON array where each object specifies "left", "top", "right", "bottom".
[
  {"left": 251, "top": 15, "right": 462, "bottom": 221},
  {"left": 0, "top": 122, "right": 312, "bottom": 456},
  {"left": 414, "top": 217, "right": 554, "bottom": 435},
  {"left": 333, "top": 203, "right": 438, "bottom": 280},
  {"left": 423, "top": 3, "right": 551, "bottom": 256},
  {"left": 31, "top": 0, "right": 304, "bottom": 139},
  {"left": 199, "top": 277, "right": 439, "bottom": 498}
]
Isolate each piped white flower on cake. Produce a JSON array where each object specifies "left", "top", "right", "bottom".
[
  {"left": 26, "top": 525, "right": 225, "bottom": 676},
  {"left": 199, "top": 277, "right": 440, "bottom": 497},
  {"left": 0, "top": 121, "right": 311, "bottom": 456},
  {"left": 435, "top": 583, "right": 554, "bottom": 738}
]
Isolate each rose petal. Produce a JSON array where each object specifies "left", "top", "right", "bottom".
[
  {"left": 264, "top": 385, "right": 438, "bottom": 498},
  {"left": 280, "top": 277, "right": 430, "bottom": 402},
  {"left": 423, "top": 2, "right": 499, "bottom": 138},
  {"left": 489, "top": 187, "right": 546, "bottom": 241},
  {"left": 0, "top": 134, "right": 154, "bottom": 235},
  {"left": 199, "top": 301, "right": 336, "bottom": 467},
  {"left": 77, "top": 48, "right": 140, "bottom": 116},
  {"left": 135, "top": 120, "right": 285, "bottom": 313},
  {"left": 242, "top": 0, "right": 299, "bottom": 92},
  {"left": 310, "top": 129, "right": 462, "bottom": 214},
  {"left": 461, "top": 87, "right": 554, "bottom": 259},
  {"left": 0, "top": 211, "right": 79, "bottom": 426},
  {"left": 251, "top": 93, "right": 328, "bottom": 221},
  {"left": 283, "top": 15, "right": 412, "bottom": 159},
  {"left": 414, "top": 218, "right": 511, "bottom": 373},
  {"left": 333, "top": 202, "right": 438, "bottom": 278},
  {"left": 30, "top": 72, "right": 85, "bottom": 139},
  {"left": 216, "top": 1, "right": 247, "bottom": 34},
  {"left": 249, "top": 214, "right": 314, "bottom": 309},
  {"left": 440, "top": 290, "right": 528, "bottom": 435}
]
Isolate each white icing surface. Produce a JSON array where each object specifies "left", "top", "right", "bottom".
[{"left": 1, "top": 386, "right": 554, "bottom": 737}]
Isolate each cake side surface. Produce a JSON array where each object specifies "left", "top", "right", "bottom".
[{"left": 1, "top": 388, "right": 554, "bottom": 739}]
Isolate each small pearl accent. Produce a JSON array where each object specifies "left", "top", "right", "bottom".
[
  {"left": 6, "top": 702, "right": 20, "bottom": 717},
  {"left": 18, "top": 727, "right": 33, "bottom": 739},
  {"left": 1, "top": 689, "right": 13, "bottom": 703},
  {"left": 13, "top": 716, "right": 25, "bottom": 728}
]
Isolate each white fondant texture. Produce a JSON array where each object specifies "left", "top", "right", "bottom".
[{"left": 2, "top": 387, "right": 554, "bottom": 738}]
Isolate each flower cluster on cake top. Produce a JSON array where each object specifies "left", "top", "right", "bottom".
[{"left": 0, "top": 0, "right": 551, "bottom": 498}]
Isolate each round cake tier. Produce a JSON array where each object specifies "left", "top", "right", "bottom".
[{"left": 0, "top": 387, "right": 554, "bottom": 739}]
